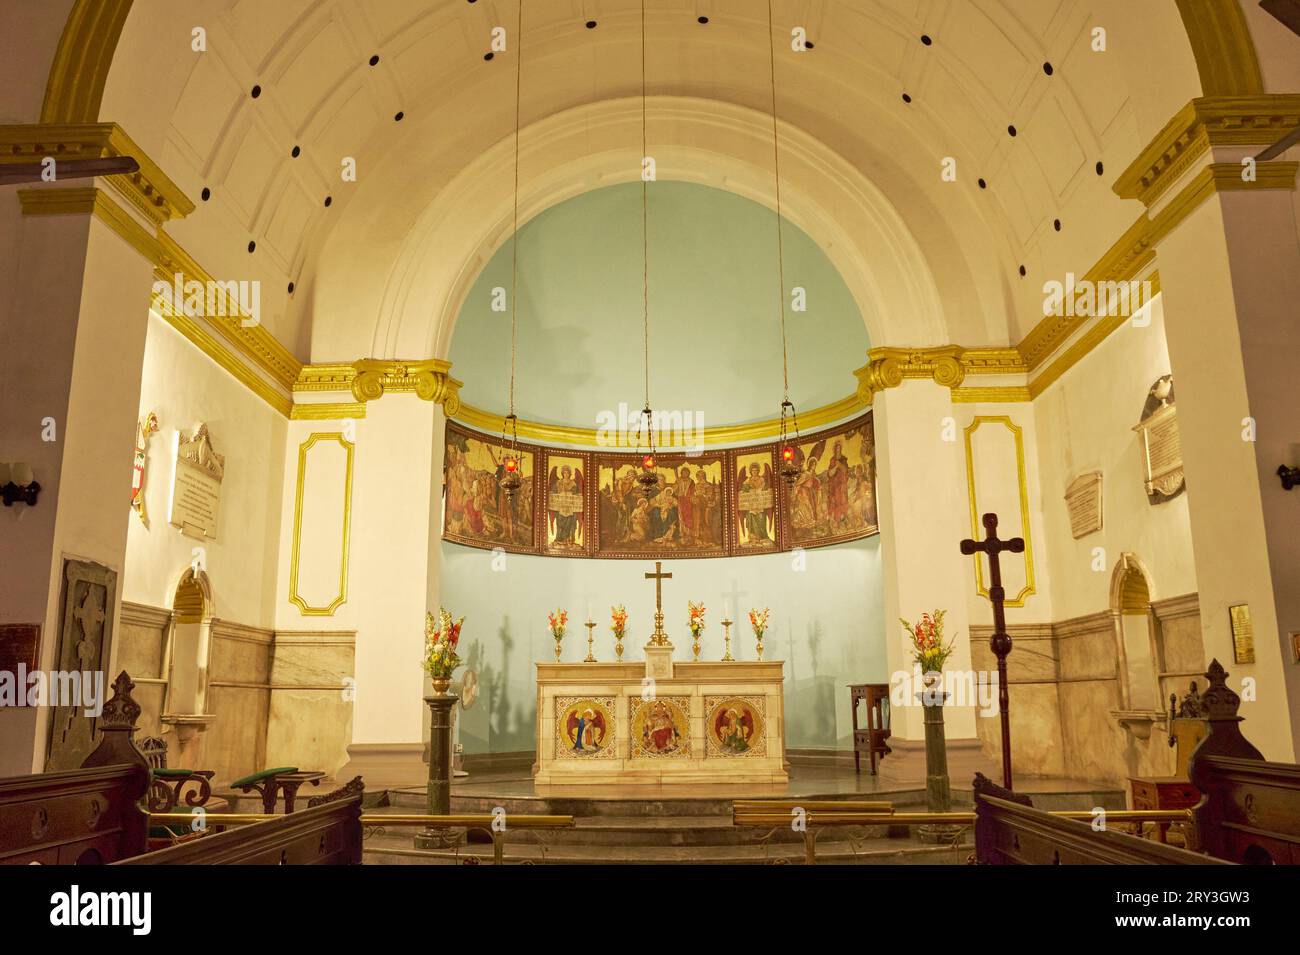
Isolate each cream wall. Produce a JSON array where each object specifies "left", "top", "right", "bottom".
[
  {"left": 1033, "top": 296, "right": 1198, "bottom": 618},
  {"left": 124, "top": 311, "right": 288, "bottom": 625}
]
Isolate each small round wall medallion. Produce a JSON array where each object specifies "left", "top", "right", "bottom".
[{"left": 86, "top": 796, "right": 103, "bottom": 829}]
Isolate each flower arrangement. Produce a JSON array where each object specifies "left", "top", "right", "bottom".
[
  {"left": 610, "top": 605, "right": 628, "bottom": 640},
  {"left": 548, "top": 608, "right": 568, "bottom": 641},
  {"left": 748, "top": 607, "right": 770, "bottom": 637},
  {"left": 687, "top": 601, "right": 706, "bottom": 638},
  {"left": 422, "top": 608, "right": 464, "bottom": 680},
  {"left": 900, "top": 609, "right": 955, "bottom": 674}
]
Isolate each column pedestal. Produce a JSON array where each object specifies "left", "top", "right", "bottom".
[{"left": 415, "top": 693, "right": 458, "bottom": 849}]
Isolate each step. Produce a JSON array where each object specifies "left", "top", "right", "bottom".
[{"left": 361, "top": 834, "right": 973, "bottom": 866}]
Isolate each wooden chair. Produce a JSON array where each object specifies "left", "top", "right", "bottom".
[{"left": 848, "top": 683, "right": 891, "bottom": 774}]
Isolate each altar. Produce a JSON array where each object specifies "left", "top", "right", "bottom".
[{"left": 533, "top": 659, "right": 789, "bottom": 786}]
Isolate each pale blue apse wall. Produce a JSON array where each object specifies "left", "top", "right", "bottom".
[
  {"left": 445, "top": 180, "right": 884, "bottom": 755},
  {"left": 449, "top": 181, "right": 875, "bottom": 427},
  {"left": 443, "top": 537, "right": 886, "bottom": 755}
]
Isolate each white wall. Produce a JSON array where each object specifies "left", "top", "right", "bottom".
[
  {"left": 123, "top": 311, "right": 288, "bottom": 627},
  {"left": 1033, "top": 296, "right": 1198, "bottom": 618},
  {"left": 441, "top": 537, "right": 886, "bottom": 754}
]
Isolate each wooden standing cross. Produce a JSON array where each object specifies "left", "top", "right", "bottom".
[
  {"left": 960, "top": 512, "right": 1024, "bottom": 789},
  {"left": 645, "top": 561, "right": 672, "bottom": 646}
]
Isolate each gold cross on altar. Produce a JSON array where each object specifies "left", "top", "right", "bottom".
[{"left": 644, "top": 561, "right": 672, "bottom": 646}]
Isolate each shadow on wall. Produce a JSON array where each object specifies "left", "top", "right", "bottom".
[
  {"left": 786, "top": 618, "right": 839, "bottom": 748},
  {"left": 460, "top": 618, "right": 535, "bottom": 754}
]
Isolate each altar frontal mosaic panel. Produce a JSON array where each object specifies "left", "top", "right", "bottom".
[
  {"left": 443, "top": 413, "right": 877, "bottom": 559},
  {"left": 555, "top": 696, "right": 616, "bottom": 759},
  {"left": 629, "top": 697, "right": 692, "bottom": 759},
  {"left": 704, "top": 696, "right": 767, "bottom": 758}
]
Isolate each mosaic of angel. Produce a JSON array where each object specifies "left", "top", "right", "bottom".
[
  {"left": 735, "top": 454, "right": 776, "bottom": 549},
  {"left": 546, "top": 459, "right": 585, "bottom": 550}
]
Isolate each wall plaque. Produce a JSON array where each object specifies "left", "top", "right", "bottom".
[
  {"left": 1229, "top": 604, "right": 1255, "bottom": 665},
  {"left": 169, "top": 423, "right": 224, "bottom": 539},
  {"left": 1132, "top": 375, "right": 1185, "bottom": 505},
  {"left": 1064, "top": 471, "right": 1103, "bottom": 539}
]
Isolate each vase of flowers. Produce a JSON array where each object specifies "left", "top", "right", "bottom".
[
  {"left": 748, "top": 607, "right": 770, "bottom": 662},
  {"left": 900, "top": 610, "right": 955, "bottom": 690},
  {"left": 548, "top": 608, "right": 568, "bottom": 661},
  {"left": 422, "top": 608, "right": 464, "bottom": 694},
  {"left": 610, "top": 605, "right": 628, "bottom": 661},
  {"left": 900, "top": 609, "right": 957, "bottom": 839},
  {"left": 687, "top": 601, "right": 706, "bottom": 661}
]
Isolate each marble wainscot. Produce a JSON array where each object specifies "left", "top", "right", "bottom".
[{"left": 534, "top": 660, "right": 788, "bottom": 786}]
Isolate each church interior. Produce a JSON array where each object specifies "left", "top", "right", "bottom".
[{"left": 2, "top": 0, "right": 1300, "bottom": 873}]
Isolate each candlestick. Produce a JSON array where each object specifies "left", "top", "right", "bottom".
[
  {"left": 584, "top": 621, "right": 597, "bottom": 663},
  {"left": 721, "top": 618, "right": 734, "bottom": 662}
]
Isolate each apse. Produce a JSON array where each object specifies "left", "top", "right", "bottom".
[{"left": 440, "top": 180, "right": 884, "bottom": 755}]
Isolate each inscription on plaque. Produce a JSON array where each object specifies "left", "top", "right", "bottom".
[
  {"left": 1132, "top": 375, "right": 1185, "bottom": 505},
  {"left": 169, "top": 423, "right": 225, "bottom": 539},
  {"left": 1064, "top": 471, "right": 1103, "bottom": 539},
  {"left": 1229, "top": 604, "right": 1255, "bottom": 665}
]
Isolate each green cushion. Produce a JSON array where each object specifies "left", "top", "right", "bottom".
[
  {"left": 152, "top": 767, "right": 194, "bottom": 778},
  {"left": 230, "top": 766, "right": 298, "bottom": 789}
]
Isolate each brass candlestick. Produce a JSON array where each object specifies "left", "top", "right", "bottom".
[
  {"left": 584, "top": 621, "right": 597, "bottom": 662},
  {"left": 721, "top": 618, "right": 734, "bottom": 662}
]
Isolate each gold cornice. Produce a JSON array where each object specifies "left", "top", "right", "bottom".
[
  {"left": 452, "top": 391, "right": 869, "bottom": 449},
  {"left": 295, "top": 360, "right": 463, "bottom": 413},
  {"left": 1, "top": 123, "right": 194, "bottom": 225},
  {"left": 951, "top": 387, "right": 1032, "bottom": 404},
  {"left": 153, "top": 232, "right": 301, "bottom": 391},
  {"left": 1112, "top": 96, "right": 1300, "bottom": 208},
  {"left": 853, "top": 346, "right": 1029, "bottom": 403},
  {"left": 290, "top": 402, "right": 368, "bottom": 421}
]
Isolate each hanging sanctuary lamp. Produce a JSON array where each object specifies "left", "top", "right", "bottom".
[
  {"left": 498, "top": 0, "right": 526, "bottom": 498},
  {"left": 633, "top": 0, "right": 661, "bottom": 498},
  {"left": 766, "top": 0, "right": 803, "bottom": 486}
]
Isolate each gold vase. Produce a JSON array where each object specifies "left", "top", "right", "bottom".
[
  {"left": 430, "top": 676, "right": 451, "bottom": 695},
  {"left": 691, "top": 631, "right": 701, "bottom": 661},
  {"left": 615, "top": 635, "right": 624, "bottom": 661},
  {"left": 756, "top": 632, "right": 765, "bottom": 662}
]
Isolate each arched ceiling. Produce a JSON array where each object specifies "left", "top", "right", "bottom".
[
  {"left": 95, "top": 0, "right": 1209, "bottom": 363},
  {"left": 448, "top": 181, "right": 871, "bottom": 427}
]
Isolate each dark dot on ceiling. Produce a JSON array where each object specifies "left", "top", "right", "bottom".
[
  {"left": 394, "top": 111, "right": 404, "bottom": 122},
  {"left": 1053, "top": 218, "right": 1062, "bottom": 231},
  {"left": 291, "top": 145, "right": 301, "bottom": 158},
  {"left": 1043, "top": 62, "right": 1054, "bottom": 76},
  {"left": 247, "top": 240, "right": 256, "bottom": 254},
  {"left": 250, "top": 84, "right": 262, "bottom": 99},
  {"left": 369, "top": 54, "right": 380, "bottom": 66},
  {"left": 698, "top": 16, "right": 709, "bottom": 24},
  {"left": 1096, "top": 161, "right": 1104, "bottom": 176},
  {"left": 200, "top": 187, "right": 211, "bottom": 201},
  {"left": 978, "top": 178, "right": 987, "bottom": 189},
  {"left": 287, "top": 282, "right": 295, "bottom": 294},
  {"left": 1018, "top": 265, "right": 1027, "bottom": 277},
  {"left": 484, "top": 51, "right": 494, "bottom": 61},
  {"left": 921, "top": 34, "right": 933, "bottom": 46},
  {"left": 902, "top": 93, "right": 912, "bottom": 103},
  {"left": 1007, "top": 124, "right": 1017, "bottom": 137},
  {"left": 324, "top": 196, "right": 333, "bottom": 207},
  {"left": 586, "top": 20, "right": 597, "bottom": 29}
]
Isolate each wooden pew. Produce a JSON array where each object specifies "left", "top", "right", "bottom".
[
  {"left": 1, "top": 671, "right": 151, "bottom": 864},
  {"left": 1188, "top": 659, "right": 1300, "bottom": 864},
  {"left": 972, "top": 772, "right": 1226, "bottom": 865},
  {"left": 120, "top": 794, "right": 363, "bottom": 865}
]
